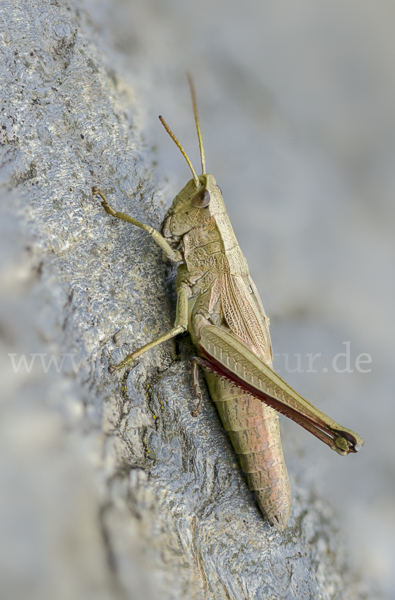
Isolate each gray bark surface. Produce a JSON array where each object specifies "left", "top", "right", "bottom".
[{"left": 0, "top": 1, "right": 367, "bottom": 599}]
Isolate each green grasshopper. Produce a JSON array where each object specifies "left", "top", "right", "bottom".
[{"left": 92, "top": 76, "right": 363, "bottom": 528}]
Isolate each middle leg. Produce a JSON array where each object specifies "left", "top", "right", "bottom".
[{"left": 109, "top": 281, "right": 190, "bottom": 373}]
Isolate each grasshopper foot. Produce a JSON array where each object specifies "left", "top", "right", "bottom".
[
  {"left": 92, "top": 187, "right": 117, "bottom": 217},
  {"left": 191, "top": 392, "right": 202, "bottom": 417},
  {"left": 191, "top": 357, "right": 203, "bottom": 416}
]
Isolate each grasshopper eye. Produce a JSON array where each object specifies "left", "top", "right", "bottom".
[
  {"left": 216, "top": 184, "right": 222, "bottom": 194},
  {"left": 191, "top": 189, "right": 210, "bottom": 208}
]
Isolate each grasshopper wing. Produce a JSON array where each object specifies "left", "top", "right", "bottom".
[
  {"left": 220, "top": 273, "right": 273, "bottom": 365},
  {"left": 197, "top": 325, "right": 364, "bottom": 456}
]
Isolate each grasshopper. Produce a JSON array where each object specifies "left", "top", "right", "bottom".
[{"left": 92, "top": 76, "right": 363, "bottom": 528}]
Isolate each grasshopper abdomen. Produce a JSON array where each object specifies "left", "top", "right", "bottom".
[{"left": 205, "top": 361, "right": 291, "bottom": 528}]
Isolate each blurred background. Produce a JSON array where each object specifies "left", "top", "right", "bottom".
[{"left": 85, "top": 0, "right": 395, "bottom": 596}]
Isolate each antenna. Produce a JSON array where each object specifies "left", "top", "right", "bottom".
[
  {"left": 187, "top": 73, "right": 206, "bottom": 175},
  {"left": 159, "top": 116, "right": 199, "bottom": 188}
]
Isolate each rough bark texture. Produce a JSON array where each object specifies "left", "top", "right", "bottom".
[{"left": 0, "top": 1, "right": 367, "bottom": 599}]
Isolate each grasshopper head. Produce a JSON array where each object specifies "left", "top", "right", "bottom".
[
  {"left": 161, "top": 174, "right": 224, "bottom": 240},
  {"left": 159, "top": 77, "right": 225, "bottom": 241}
]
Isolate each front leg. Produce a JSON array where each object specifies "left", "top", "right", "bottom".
[
  {"left": 109, "top": 278, "right": 190, "bottom": 373},
  {"left": 92, "top": 187, "right": 183, "bottom": 263}
]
